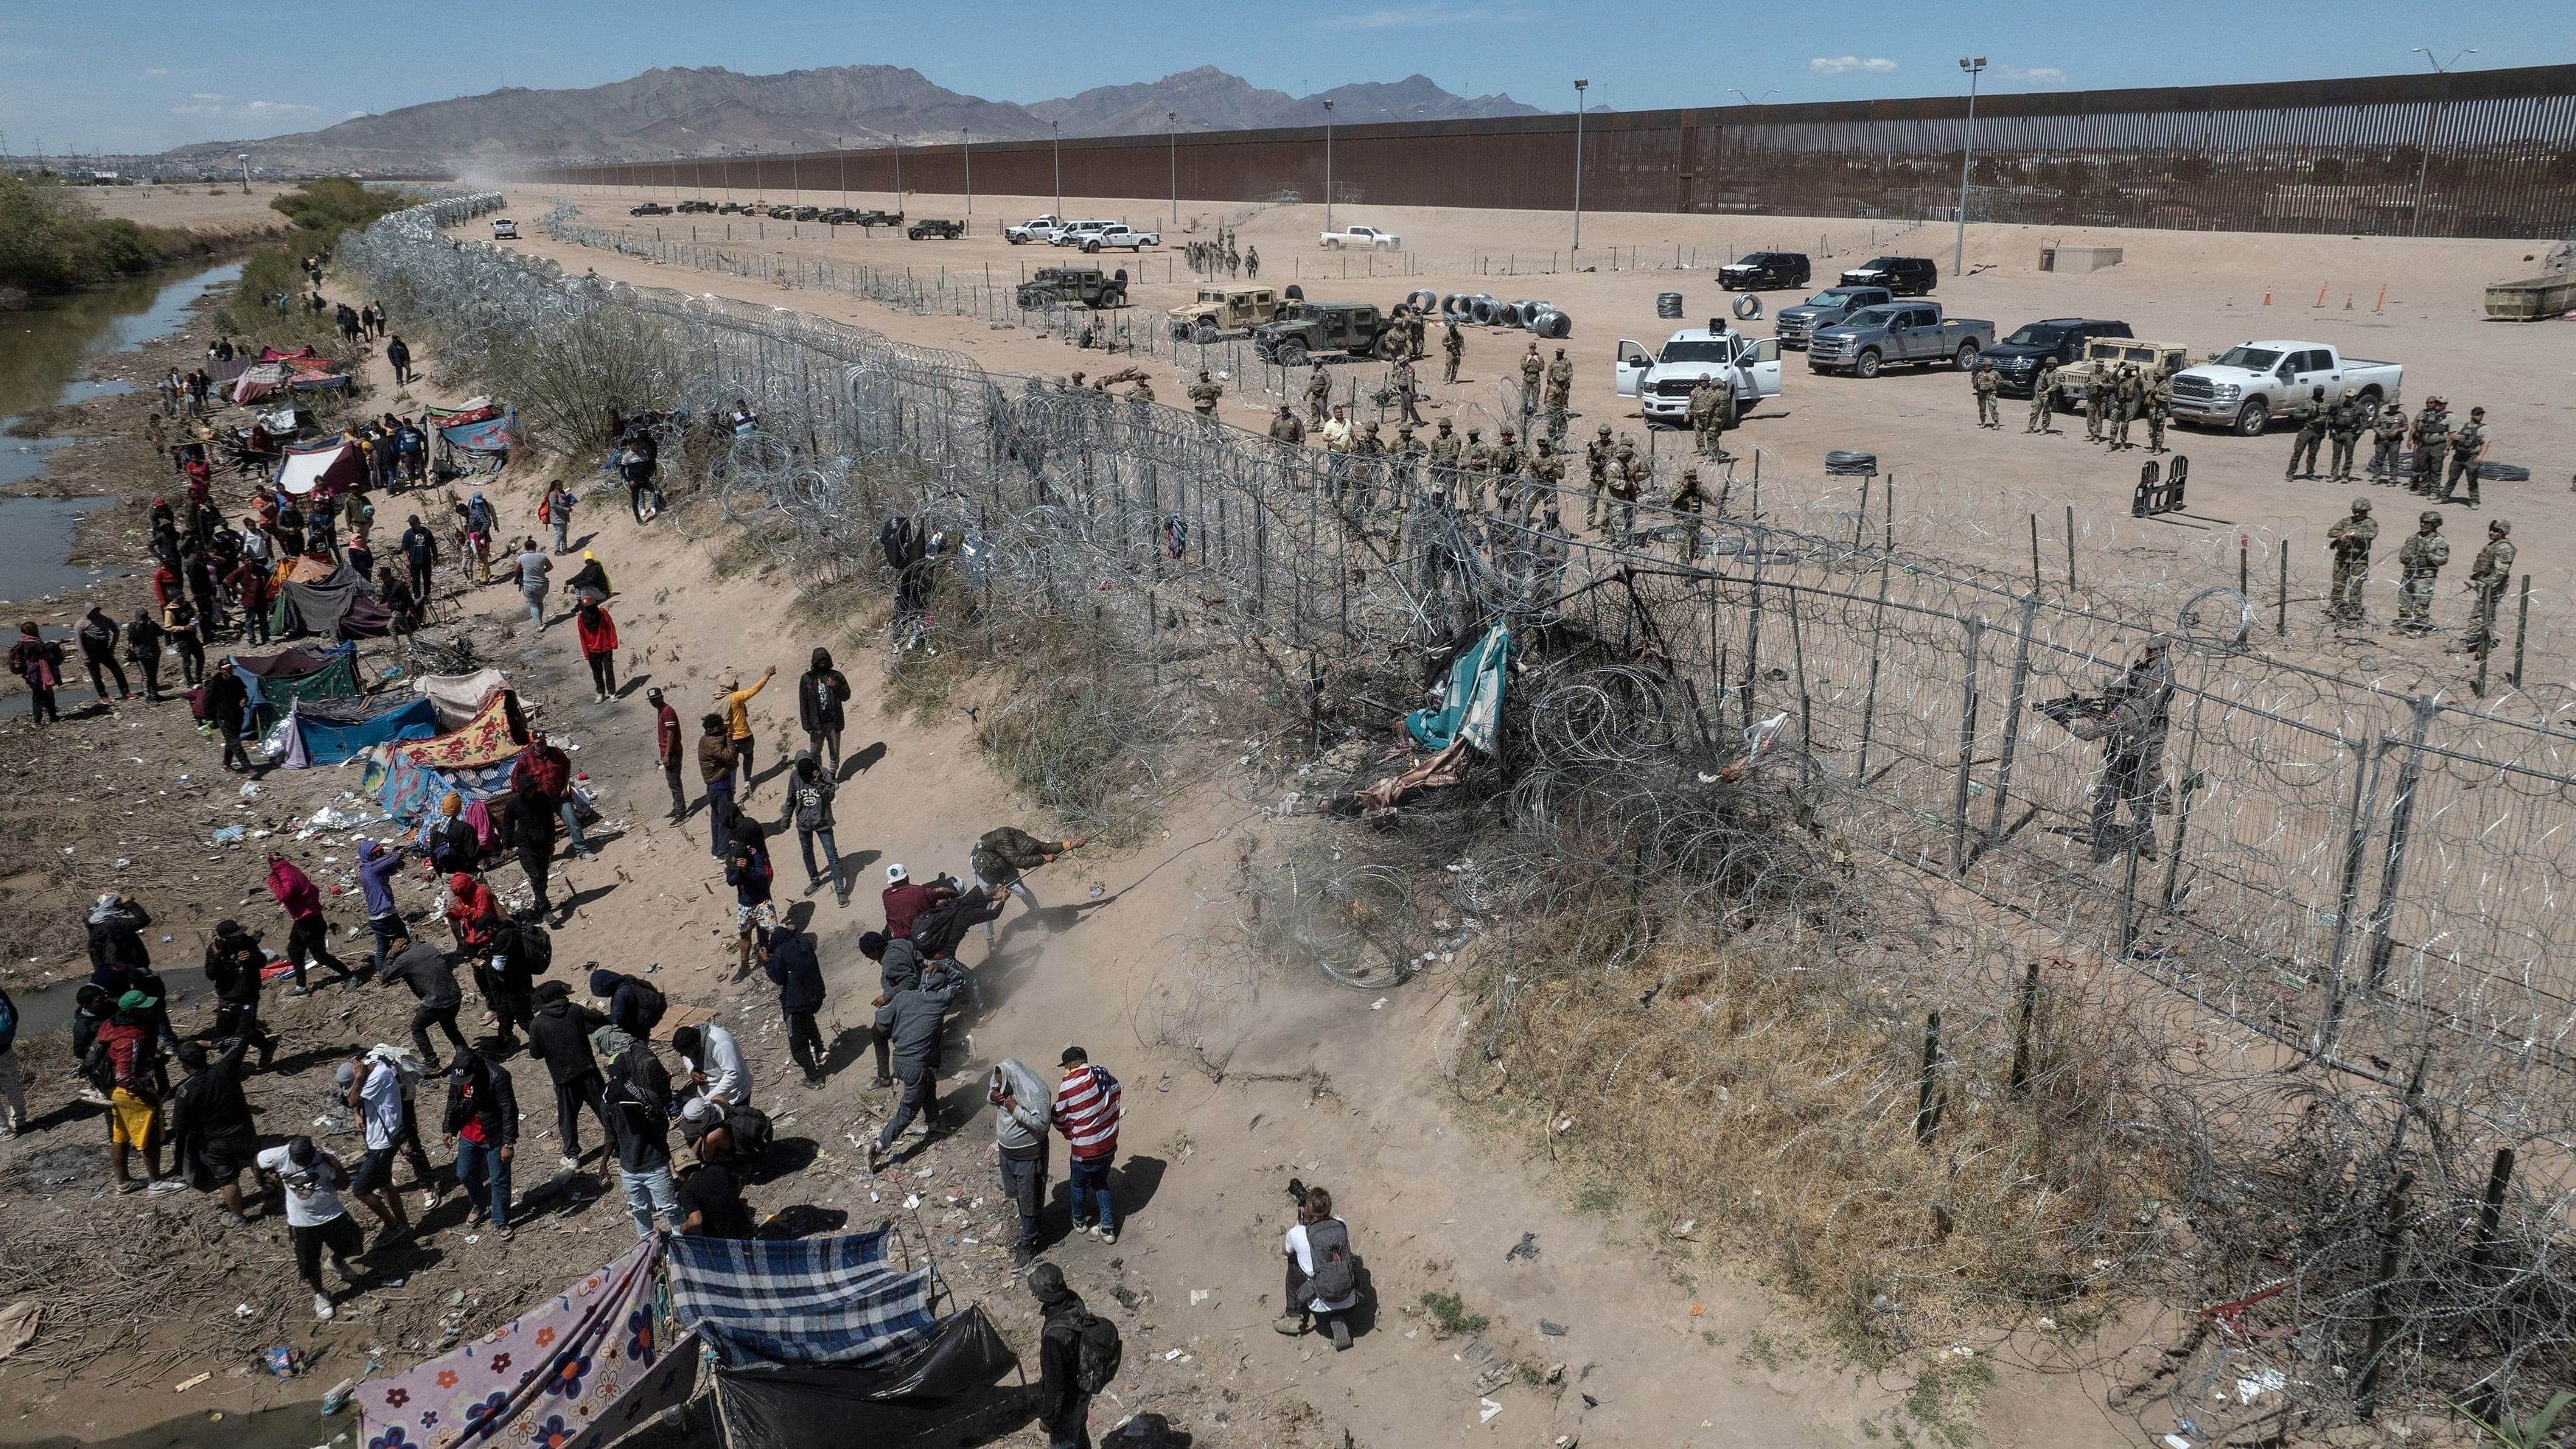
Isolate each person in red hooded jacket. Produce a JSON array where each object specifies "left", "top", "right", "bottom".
[
  {"left": 575, "top": 598, "right": 619, "bottom": 703},
  {"left": 266, "top": 853, "right": 357, "bottom": 994}
]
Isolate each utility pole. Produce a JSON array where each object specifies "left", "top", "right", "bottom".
[
  {"left": 838, "top": 138, "right": 848, "bottom": 209},
  {"left": 962, "top": 128, "right": 971, "bottom": 215},
  {"left": 1322, "top": 99, "right": 1335, "bottom": 234},
  {"left": 239, "top": 153, "right": 251, "bottom": 194},
  {"left": 1571, "top": 79, "right": 1588, "bottom": 251},
  {"left": 1167, "top": 111, "right": 1178, "bottom": 228},
  {"left": 2410, "top": 47, "right": 2477, "bottom": 237},
  {"left": 1954, "top": 56, "right": 1986, "bottom": 276},
  {"left": 1052, "top": 120, "right": 1061, "bottom": 217}
]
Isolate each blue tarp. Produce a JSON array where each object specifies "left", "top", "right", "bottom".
[
  {"left": 279, "top": 695, "right": 438, "bottom": 767},
  {"left": 1406, "top": 621, "right": 1513, "bottom": 754},
  {"left": 439, "top": 408, "right": 516, "bottom": 454}
]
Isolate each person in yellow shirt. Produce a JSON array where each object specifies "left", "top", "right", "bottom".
[{"left": 719, "top": 665, "right": 777, "bottom": 795}]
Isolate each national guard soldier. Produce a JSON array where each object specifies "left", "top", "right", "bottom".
[
  {"left": 1526, "top": 435, "right": 1566, "bottom": 524},
  {"left": 2323, "top": 497, "right": 2377, "bottom": 623},
  {"left": 2109, "top": 363, "right": 2142, "bottom": 450},
  {"left": 1461, "top": 427, "right": 1494, "bottom": 512},
  {"left": 2409, "top": 396, "right": 2451, "bottom": 495},
  {"left": 1971, "top": 355, "right": 2000, "bottom": 428},
  {"left": 1305, "top": 361, "right": 1331, "bottom": 426},
  {"left": 1352, "top": 420, "right": 1387, "bottom": 513},
  {"left": 2458, "top": 518, "right": 2515, "bottom": 654},
  {"left": 1225, "top": 243, "right": 1240, "bottom": 278},
  {"left": 2443, "top": 405, "right": 2491, "bottom": 507},
  {"left": 1609, "top": 434, "right": 1645, "bottom": 542},
  {"left": 1244, "top": 245, "right": 1260, "bottom": 279},
  {"left": 2143, "top": 370, "right": 2173, "bottom": 454},
  {"left": 2286, "top": 385, "right": 2329, "bottom": 480},
  {"left": 1543, "top": 347, "right": 1574, "bottom": 443},
  {"left": 1688, "top": 375, "right": 1729, "bottom": 458},
  {"left": 2395, "top": 511, "right": 2448, "bottom": 634},
  {"left": 1406, "top": 307, "right": 1427, "bottom": 362},
  {"left": 2028, "top": 359, "right": 2061, "bottom": 433},
  {"left": 2083, "top": 368, "right": 2109, "bottom": 444},
  {"left": 1669, "top": 467, "right": 1708, "bottom": 562},
  {"left": 1442, "top": 319, "right": 1465, "bottom": 383},
  {"left": 1125, "top": 374, "right": 1154, "bottom": 404},
  {"left": 2327, "top": 391, "right": 2368, "bottom": 481},
  {"left": 1518, "top": 342, "right": 1543, "bottom": 422},
  {"left": 2369, "top": 402, "right": 2407, "bottom": 481},
  {"left": 1268, "top": 403, "right": 1305, "bottom": 447},
  {"left": 1187, "top": 369, "right": 1223, "bottom": 417},
  {"left": 1583, "top": 423, "right": 1615, "bottom": 528},
  {"left": 1388, "top": 355, "right": 1426, "bottom": 427},
  {"left": 2050, "top": 637, "right": 2174, "bottom": 864},
  {"left": 1428, "top": 416, "right": 1465, "bottom": 506},
  {"left": 1493, "top": 426, "right": 1526, "bottom": 500}
]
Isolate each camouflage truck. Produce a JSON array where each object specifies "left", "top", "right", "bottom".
[
  {"left": 1166, "top": 284, "right": 1281, "bottom": 343},
  {"left": 2052, "top": 338, "right": 2197, "bottom": 411},
  {"left": 1250, "top": 300, "right": 1401, "bottom": 366},
  {"left": 1015, "top": 266, "right": 1130, "bottom": 310}
]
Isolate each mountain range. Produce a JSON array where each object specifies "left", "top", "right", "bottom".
[{"left": 160, "top": 65, "right": 1537, "bottom": 175}]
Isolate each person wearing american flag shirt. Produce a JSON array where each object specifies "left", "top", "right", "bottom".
[{"left": 1051, "top": 1046, "right": 1123, "bottom": 1245}]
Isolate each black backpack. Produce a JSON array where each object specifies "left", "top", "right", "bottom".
[
  {"left": 1304, "top": 1218, "right": 1358, "bottom": 1305},
  {"left": 628, "top": 979, "right": 668, "bottom": 1031},
  {"left": 506, "top": 921, "right": 554, "bottom": 977},
  {"left": 1066, "top": 1310, "right": 1122, "bottom": 1394},
  {"left": 725, "top": 1103, "right": 772, "bottom": 1162}
]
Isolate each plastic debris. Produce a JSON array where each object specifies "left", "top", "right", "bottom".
[
  {"left": 1479, "top": 1397, "right": 1503, "bottom": 1424},
  {"left": 1538, "top": 1319, "right": 1568, "bottom": 1336},
  {"left": 212, "top": 827, "right": 247, "bottom": 845},
  {"left": 174, "top": 1372, "right": 212, "bottom": 1392},
  {"left": 1506, "top": 1232, "right": 1540, "bottom": 1263}
]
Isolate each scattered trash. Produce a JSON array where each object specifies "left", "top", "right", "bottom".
[
  {"left": 2161, "top": 1436, "right": 2193, "bottom": 1449},
  {"left": 1163, "top": 1349, "right": 1184, "bottom": 1361},
  {"left": 1688, "top": 1302, "right": 1707, "bottom": 1318},
  {"left": 2234, "top": 1369, "right": 2288, "bottom": 1403},
  {"left": 1370, "top": 997, "right": 1387, "bottom": 1010},
  {"left": 234, "top": 1304, "right": 257, "bottom": 1319},
  {"left": 903, "top": 1195, "right": 921, "bottom": 1210},
  {"left": 174, "top": 1372, "right": 212, "bottom": 1392},
  {"left": 262, "top": 1346, "right": 303, "bottom": 1378},
  {"left": 211, "top": 826, "right": 247, "bottom": 845},
  {"left": 1479, "top": 1397, "right": 1503, "bottom": 1424},
  {"left": 1538, "top": 1319, "right": 1568, "bottom": 1336},
  {"left": 1189, "top": 1290, "right": 1210, "bottom": 1305},
  {"left": 1671, "top": 1219, "right": 1697, "bottom": 1240},
  {"left": 238, "top": 782, "right": 263, "bottom": 799},
  {"left": 1506, "top": 1232, "right": 1540, "bottom": 1263}
]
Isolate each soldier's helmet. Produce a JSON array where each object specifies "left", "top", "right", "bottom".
[
  {"left": 2426, "top": 394, "right": 2445, "bottom": 405},
  {"left": 1596, "top": 424, "right": 1613, "bottom": 438},
  {"left": 1500, "top": 427, "right": 1516, "bottom": 439},
  {"left": 2420, "top": 511, "right": 2444, "bottom": 526},
  {"left": 1681, "top": 467, "right": 1699, "bottom": 481},
  {"left": 2351, "top": 498, "right": 2372, "bottom": 514},
  {"left": 1554, "top": 348, "right": 1566, "bottom": 358},
  {"left": 1276, "top": 403, "right": 1290, "bottom": 414},
  {"left": 1069, "top": 371, "right": 1086, "bottom": 384},
  {"left": 1534, "top": 437, "right": 1554, "bottom": 453},
  {"left": 1364, "top": 421, "right": 1381, "bottom": 433},
  {"left": 1398, "top": 425, "right": 1415, "bottom": 436},
  {"left": 1467, "top": 428, "right": 1481, "bottom": 439},
  {"left": 2491, "top": 520, "right": 2511, "bottom": 535},
  {"left": 2384, "top": 402, "right": 2404, "bottom": 415},
  {"left": 1437, "top": 418, "right": 1453, "bottom": 430},
  {"left": 2311, "top": 385, "right": 2327, "bottom": 399},
  {"left": 1197, "top": 369, "right": 1210, "bottom": 380}
]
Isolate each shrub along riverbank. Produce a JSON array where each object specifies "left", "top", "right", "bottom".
[
  {"left": 0, "top": 171, "right": 219, "bottom": 298},
  {"left": 209, "top": 178, "right": 417, "bottom": 346}
]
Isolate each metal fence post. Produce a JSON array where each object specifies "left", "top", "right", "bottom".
[
  {"left": 2317, "top": 739, "right": 2382, "bottom": 1058},
  {"left": 1949, "top": 616, "right": 1985, "bottom": 876},
  {"left": 1983, "top": 593, "right": 2040, "bottom": 842},
  {"left": 2362, "top": 696, "right": 2438, "bottom": 995}
]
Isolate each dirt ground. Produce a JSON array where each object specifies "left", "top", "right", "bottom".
[
  {"left": 7, "top": 186, "right": 2545, "bottom": 1448},
  {"left": 517, "top": 183, "right": 2576, "bottom": 694},
  {"left": 74, "top": 184, "right": 299, "bottom": 236}
]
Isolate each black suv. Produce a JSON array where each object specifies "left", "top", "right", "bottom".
[
  {"left": 1717, "top": 251, "right": 1811, "bottom": 290},
  {"left": 1978, "top": 318, "right": 2133, "bottom": 396},
  {"left": 1837, "top": 256, "right": 1938, "bottom": 296}
]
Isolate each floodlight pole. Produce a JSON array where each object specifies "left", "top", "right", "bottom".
[
  {"left": 1322, "top": 99, "right": 1335, "bottom": 234},
  {"left": 962, "top": 128, "right": 971, "bottom": 215},
  {"left": 1572, "top": 80, "right": 1588, "bottom": 251},
  {"left": 1167, "top": 112, "right": 1178, "bottom": 228},
  {"left": 2410, "top": 48, "right": 2476, "bottom": 237},
  {"left": 1052, "top": 121, "right": 1061, "bottom": 217},
  {"left": 1955, "top": 57, "right": 1985, "bottom": 276},
  {"left": 838, "top": 139, "right": 848, "bottom": 209}
]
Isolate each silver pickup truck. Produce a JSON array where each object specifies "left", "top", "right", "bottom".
[
  {"left": 1806, "top": 302, "right": 1995, "bottom": 379},
  {"left": 1772, "top": 284, "right": 1893, "bottom": 349}
]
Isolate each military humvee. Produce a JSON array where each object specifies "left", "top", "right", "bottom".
[
  {"left": 2052, "top": 338, "right": 2196, "bottom": 411},
  {"left": 1251, "top": 301, "right": 1400, "bottom": 366},
  {"left": 1015, "top": 266, "right": 1130, "bottom": 310},
  {"left": 1167, "top": 284, "right": 1281, "bottom": 343}
]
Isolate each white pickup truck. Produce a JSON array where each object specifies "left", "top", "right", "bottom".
[
  {"left": 1319, "top": 224, "right": 1400, "bottom": 251},
  {"left": 1614, "top": 326, "right": 1785, "bottom": 427},
  {"left": 1075, "top": 223, "right": 1161, "bottom": 253},
  {"left": 1005, "top": 214, "right": 1063, "bottom": 244},
  {"left": 2168, "top": 341, "right": 2404, "bottom": 436}
]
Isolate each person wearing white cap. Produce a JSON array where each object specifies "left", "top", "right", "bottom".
[{"left": 880, "top": 862, "right": 954, "bottom": 942}]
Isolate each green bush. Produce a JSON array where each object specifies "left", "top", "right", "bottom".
[{"left": 0, "top": 171, "right": 200, "bottom": 293}]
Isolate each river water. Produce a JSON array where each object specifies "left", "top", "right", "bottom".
[{"left": 0, "top": 260, "right": 245, "bottom": 602}]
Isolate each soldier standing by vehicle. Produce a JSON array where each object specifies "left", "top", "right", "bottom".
[
  {"left": 1244, "top": 245, "right": 1260, "bottom": 279},
  {"left": 1428, "top": 417, "right": 1464, "bottom": 507},
  {"left": 1187, "top": 369, "right": 1223, "bottom": 418},
  {"left": 1518, "top": 343, "right": 1543, "bottom": 423},
  {"left": 1442, "top": 321, "right": 1464, "bottom": 383},
  {"left": 2395, "top": 511, "right": 2448, "bottom": 635},
  {"left": 2084, "top": 369, "right": 2109, "bottom": 444},
  {"left": 1669, "top": 467, "right": 1708, "bottom": 562},
  {"left": 2286, "top": 386, "right": 2330, "bottom": 480},
  {"left": 2443, "top": 406, "right": 2490, "bottom": 507},
  {"left": 1688, "top": 376, "right": 1728, "bottom": 458},
  {"left": 1388, "top": 356, "right": 1425, "bottom": 426},
  {"left": 2408, "top": 397, "right": 2451, "bottom": 495},
  {"left": 2368, "top": 402, "right": 2407, "bottom": 481},
  {"left": 2457, "top": 519, "right": 2514, "bottom": 654},
  {"left": 2050, "top": 637, "right": 2174, "bottom": 864},
  {"left": 1305, "top": 363, "right": 1331, "bottom": 426},
  {"left": 1971, "top": 356, "right": 2000, "bottom": 428},
  {"left": 2324, "top": 497, "right": 2378, "bottom": 623},
  {"left": 1582, "top": 425, "right": 1614, "bottom": 529},
  {"left": 2143, "top": 371, "right": 2173, "bottom": 454},
  {"left": 2327, "top": 392, "right": 2368, "bottom": 481},
  {"left": 2109, "top": 363, "right": 2142, "bottom": 450},
  {"left": 2027, "top": 360, "right": 2060, "bottom": 433},
  {"left": 1543, "top": 348, "right": 1574, "bottom": 442}
]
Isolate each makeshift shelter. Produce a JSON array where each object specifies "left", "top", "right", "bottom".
[
  {"left": 1406, "top": 620, "right": 1513, "bottom": 753},
  {"left": 412, "top": 667, "right": 511, "bottom": 729},
  {"left": 397, "top": 687, "right": 529, "bottom": 769},
  {"left": 268, "top": 564, "right": 393, "bottom": 640},
  {"left": 358, "top": 1237, "right": 699, "bottom": 1449},
  {"left": 270, "top": 694, "right": 438, "bottom": 768},
  {"left": 187, "top": 644, "right": 362, "bottom": 732},
  {"left": 274, "top": 439, "right": 364, "bottom": 497},
  {"left": 363, "top": 747, "right": 515, "bottom": 825},
  {"left": 665, "top": 1229, "right": 1018, "bottom": 1449}
]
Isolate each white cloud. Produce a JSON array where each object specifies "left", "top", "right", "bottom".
[
  {"left": 346, "top": 109, "right": 368, "bottom": 119},
  {"left": 1809, "top": 55, "right": 1899, "bottom": 74},
  {"left": 2000, "top": 65, "right": 2068, "bottom": 85},
  {"left": 145, "top": 66, "right": 170, "bottom": 75},
  {"left": 1319, "top": 4, "right": 1526, "bottom": 28},
  {"left": 170, "top": 98, "right": 319, "bottom": 120},
  {"left": 189, "top": 92, "right": 226, "bottom": 101}
]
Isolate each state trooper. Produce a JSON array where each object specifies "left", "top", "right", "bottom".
[
  {"left": 2442, "top": 405, "right": 2491, "bottom": 507},
  {"left": 1268, "top": 403, "right": 1305, "bottom": 446},
  {"left": 2368, "top": 402, "right": 2407, "bottom": 480},
  {"left": 1304, "top": 361, "right": 1331, "bottom": 425}
]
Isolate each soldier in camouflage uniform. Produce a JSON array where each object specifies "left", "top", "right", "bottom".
[
  {"left": 2028, "top": 359, "right": 2061, "bottom": 433},
  {"left": 1428, "top": 416, "right": 1464, "bottom": 507},
  {"left": 1971, "top": 356, "right": 2000, "bottom": 428},
  {"left": 1543, "top": 348, "right": 1574, "bottom": 444},
  {"left": 2395, "top": 511, "right": 2448, "bottom": 633},
  {"left": 1244, "top": 245, "right": 1259, "bottom": 279},
  {"left": 1187, "top": 369, "right": 1223, "bottom": 417},
  {"left": 1351, "top": 421, "right": 1386, "bottom": 513},
  {"left": 1688, "top": 375, "right": 1728, "bottom": 458},
  {"left": 2109, "top": 363, "right": 2142, "bottom": 450},
  {"left": 1386, "top": 425, "right": 1425, "bottom": 545},
  {"left": 1442, "top": 321, "right": 1464, "bottom": 383},
  {"left": 1405, "top": 308, "right": 1426, "bottom": 362},
  {"left": 2286, "top": 385, "right": 2329, "bottom": 479},
  {"left": 2143, "top": 371, "right": 2172, "bottom": 453},
  {"left": 1669, "top": 467, "right": 1708, "bottom": 562},
  {"left": 1526, "top": 436, "right": 1566, "bottom": 525},
  {"left": 2326, "top": 391, "right": 2368, "bottom": 481},
  {"left": 2056, "top": 637, "right": 2174, "bottom": 863},
  {"left": 1305, "top": 362, "right": 1331, "bottom": 426},
  {"left": 1388, "top": 356, "right": 1425, "bottom": 426},
  {"left": 1582, "top": 424, "right": 1615, "bottom": 529},
  {"left": 1518, "top": 343, "right": 1543, "bottom": 423},
  {"left": 1460, "top": 427, "right": 1494, "bottom": 512},
  {"left": 2457, "top": 518, "right": 2515, "bottom": 654},
  {"left": 1492, "top": 427, "right": 1526, "bottom": 514},
  {"left": 1608, "top": 434, "right": 1645, "bottom": 542},
  {"left": 2323, "top": 497, "right": 2378, "bottom": 623},
  {"left": 2084, "top": 370, "right": 2109, "bottom": 443},
  {"left": 2408, "top": 397, "right": 2451, "bottom": 495},
  {"left": 2368, "top": 402, "right": 2406, "bottom": 481},
  {"left": 2442, "top": 406, "right": 2490, "bottom": 506}
]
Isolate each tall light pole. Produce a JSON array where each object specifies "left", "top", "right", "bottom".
[
  {"left": 1727, "top": 88, "right": 1777, "bottom": 107},
  {"left": 837, "top": 137, "right": 848, "bottom": 209},
  {"left": 1051, "top": 120, "right": 1061, "bottom": 217},
  {"left": 2410, "top": 47, "right": 2476, "bottom": 237},
  {"left": 1322, "top": 99, "right": 1335, "bottom": 233},
  {"left": 1167, "top": 111, "right": 1178, "bottom": 228},
  {"left": 962, "top": 128, "right": 971, "bottom": 215},
  {"left": 1954, "top": 56, "right": 1986, "bottom": 276},
  {"left": 238, "top": 153, "right": 250, "bottom": 194},
  {"left": 892, "top": 135, "right": 902, "bottom": 204},
  {"left": 755, "top": 153, "right": 764, "bottom": 205},
  {"left": 1571, "top": 79, "right": 1588, "bottom": 251}
]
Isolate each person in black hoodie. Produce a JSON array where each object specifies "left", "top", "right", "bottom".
[
  {"left": 761, "top": 928, "right": 828, "bottom": 1086},
  {"left": 76, "top": 607, "right": 131, "bottom": 703},
  {"left": 377, "top": 934, "right": 468, "bottom": 1072},
  {"left": 495, "top": 780, "right": 558, "bottom": 919},
  {"left": 440, "top": 1050, "right": 518, "bottom": 1236},
  {"left": 603, "top": 1037, "right": 681, "bottom": 1238},
  {"left": 1030, "top": 1263, "right": 1098, "bottom": 1449},
  {"left": 168, "top": 1036, "right": 264, "bottom": 1222},
  {"left": 795, "top": 647, "right": 849, "bottom": 772},
  {"left": 85, "top": 893, "right": 153, "bottom": 982},
  {"left": 201, "top": 919, "right": 279, "bottom": 1070},
  {"left": 204, "top": 661, "right": 252, "bottom": 772},
  {"left": 482, "top": 919, "right": 542, "bottom": 1055},
  {"left": 526, "top": 980, "right": 612, "bottom": 1172}
]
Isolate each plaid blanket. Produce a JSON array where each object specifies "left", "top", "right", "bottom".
[
  {"left": 359, "top": 1236, "right": 688, "bottom": 1449},
  {"left": 666, "top": 1228, "right": 938, "bottom": 1369}
]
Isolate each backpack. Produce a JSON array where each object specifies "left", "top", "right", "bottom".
[
  {"left": 503, "top": 920, "right": 554, "bottom": 976},
  {"left": 1068, "top": 1309, "right": 1123, "bottom": 1394},
  {"left": 725, "top": 1103, "right": 772, "bottom": 1162},
  {"left": 1303, "top": 1218, "right": 1358, "bottom": 1305},
  {"left": 627, "top": 979, "right": 669, "bottom": 1032},
  {"left": 0, "top": 990, "right": 17, "bottom": 1055}
]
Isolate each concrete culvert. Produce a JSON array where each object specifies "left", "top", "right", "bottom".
[
  {"left": 1733, "top": 293, "right": 1763, "bottom": 321},
  {"left": 1657, "top": 292, "right": 1685, "bottom": 319}
]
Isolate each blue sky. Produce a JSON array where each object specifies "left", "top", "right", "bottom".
[{"left": 5, "top": 1, "right": 2569, "bottom": 156}]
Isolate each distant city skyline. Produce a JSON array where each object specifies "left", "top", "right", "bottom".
[{"left": 3, "top": 0, "right": 2567, "bottom": 156}]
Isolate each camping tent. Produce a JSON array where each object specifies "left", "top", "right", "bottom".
[
  {"left": 272, "top": 694, "right": 438, "bottom": 768},
  {"left": 274, "top": 439, "right": 363, "bottom": 496}
]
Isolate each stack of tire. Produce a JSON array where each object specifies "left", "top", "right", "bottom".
[{"left": 1433, "top": 290, "right": 1572, "bottom": 339}]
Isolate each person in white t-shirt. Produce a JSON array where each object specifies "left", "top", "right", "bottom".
[
  {"left": 338, "top": 1052, "right": 422, "bottom": 1246},
  {"left": 1277, "top": 1183, "right": 1361, "bottom": 1351},
  {"left": 256, "top": 1135, "right": 365, "bottom": 1319}
]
